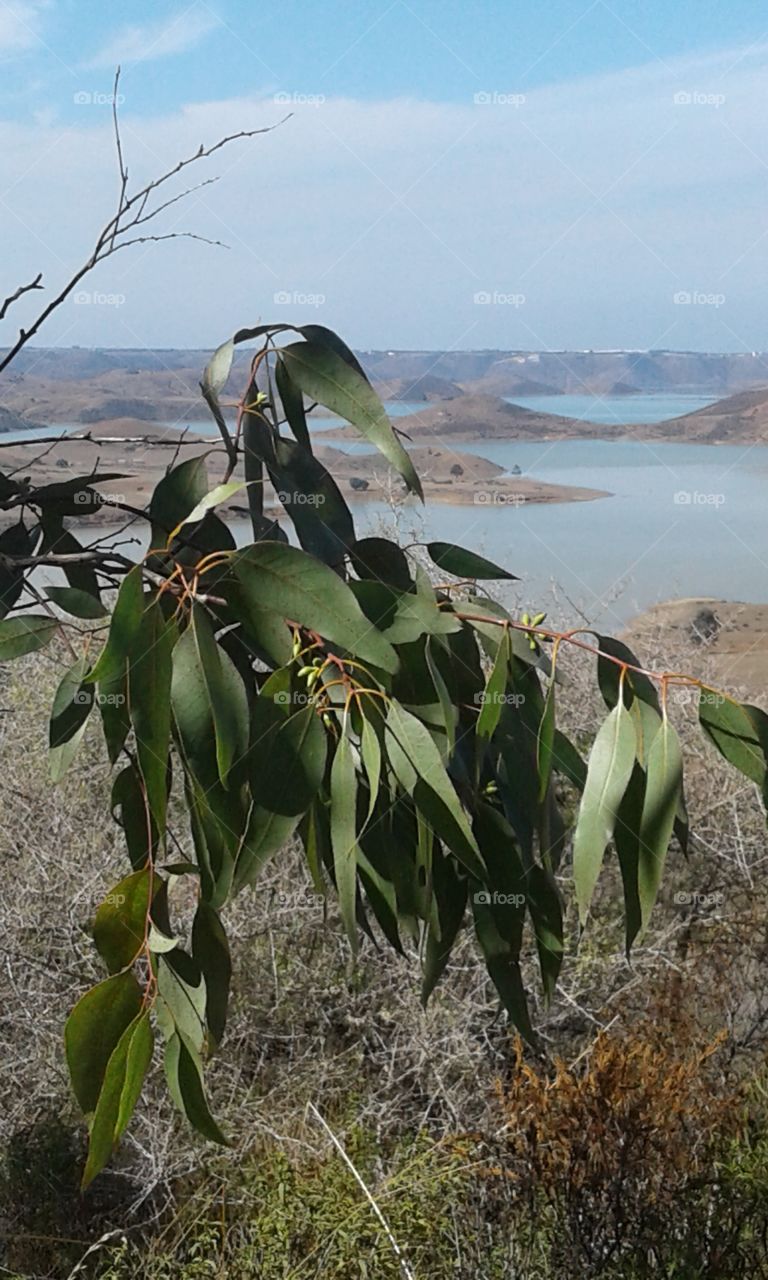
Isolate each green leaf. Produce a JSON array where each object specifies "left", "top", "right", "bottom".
[
  {"left": 385, "top": 702, "right": 485, "bottom": 880},
  {"left": 551, "top": 729, "right": 587, "bottom": 792},
  {"left": 192, "top": 903, "right": 231, "bottom": 1048},
  {"left": 613, "top": 763, "right": 645, "bottom": 957},
  {"left": 49, "top": 657, "right": 92, "bottom": 782},
  {"left": 233, "top": 806, "right": 300, "bottom": 894},
  {"left": 81, "top": 1012, "right": 153, "bottom": 1189},
  {"left": 350, "top": 537, "right": 413, "bottom": 591},
  {"left": 0, "top": 521, "right": 33, "bottom": 619},
  {"left": 128, "top": 600, "right": 175, "bottom": 835},
  {"left": 64, "top": 971, "right": 143, "bottom": 1115},
  {"left": 157, "top": 951, "right": 207, "bottom": 1053},
  {"left": 572, "top": 699, "right": 637, "bottom": 924},
  {"left": 269, "top": 436, "right": 354, "bottom": 570},
  {"left": 280, "top": 340, "right": 423, "bottom": 498},
  {"left": 595, "top": 635, "right": 660, "bottom": 712},
  {"left": 526, "top": 863, "right": 564, "bottom": 1001},
  {"left": 359, "top": 716, "right": 382, "bottom": 825},
  {"left": 330, "top": 731, "right": 359, "bottom": 954},
  {"left": 250, "top": 699, "right": 327, "bottom": 816},
  {"left": 0, "top": 614, "right": 57, "bottom": 660},
  {"left": 536, "top": 678, "right": 556, "bottom": 803},
  {"left": 175, "top": 481, "right": 245, "bottom": 533},
  {"left": 111, "top": 763, "right": 159, "bottom": 871},
  {"left": 87, "top": 565, "right": 144, "bottom": 684},
  {"left": 470, "top": 894, "right": 536, "bottom": 1044},
  {"left": 421, "top": 847, "right": 467, "bottom": 1005},
  {"left": 698, "top": 690, "right": 767, "bottom": 786},
  {"left": 427, "top": 542, "right": 517, "bottom": 581},
  {"left": 476, "top": 629, "right": 510, "bottom": 740},
  {"left": 92, "top": 869, "right": 152, "bottom": 974},
  {"left": 275, "top": 354, "right": 310, "bottom": 449},
  {"left": 234, "top": 542, "right": 398, "bottom": 673},
  {"left": 45, "top": 586, "right": 107, "bottom": 619},
  {"left": 638, "top": 713, "right": 683, "bottom": 932},
  {"left": 164, "top": 1032, "right": 229, "bottom": 1146},
  {"left": 149, "top": 455, "right": 210, "bottom": 550},
  {"left": 190, "top": 604, "right": 249, "bottom": 787}
]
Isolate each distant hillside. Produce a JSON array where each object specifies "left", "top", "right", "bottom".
[
  {"left": 661, "top": 386, "right": 768, "bottom": 441},
  {"left": 0, "top": 405, "right": 46, "bottom": 433},
  {"left": 6, "top": 347, "right": 768, "bottom": 396},
  {"left": 325, "top": 393, "right": 596, "bottom": 443},
  {"left": 372, "top": 373, "right": 464, "bottom": 401}
]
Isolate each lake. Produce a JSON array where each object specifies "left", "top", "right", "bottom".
[{"left": 11, "top": 392, "right": 768, "bottom": 629}]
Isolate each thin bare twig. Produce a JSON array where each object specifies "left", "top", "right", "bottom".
[
  {"left": 0, "top": 68, "right": 289, "bottom": 374},
  {"left": 0, "top": 273, "right": 43, "bottom": 321}
]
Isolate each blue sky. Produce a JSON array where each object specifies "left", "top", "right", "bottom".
[{"left": 1, "top": 0, "right": 768, "bottom": 350}]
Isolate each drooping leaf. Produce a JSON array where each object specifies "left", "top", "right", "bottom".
[
  {"left": 0, "top": 614, "right": 57, "bottom": 661},
  {"left": 698, "top": 690, "right": 767, "bottom": 787},
  {"left": 234, "top": 542, "right": 398, "bottom": 673},
  {"left": 637, "top": 713, "right": 683, "bottom": 932},
  {"left": 427, "top": 542, "right": 517, "bottom": 581},
  {"left": 45, "top": 585, "right": 107, "bottom": 619},
  {"left": 128, "top": 599, "right": 175, "bottom": 834},
  {"left": 476, "top": 629, "right": 510, "bottom": 740},
  {"left": 81, "top": 1011, "right": 153, "bottom": 1190},
  {"left": 330, "top": 731, "right": 359, "bottom": 954},
  {"left": 421, "top": 846, "right": 468, "bottom": 1005},
  {"left": 536, "top": 677, "right": 557, "bottom": 803},
  {"left": 64, "top": 971, "right": 143, "bottom": 1115},
  {"left": 49, "top": 657, "right": 92, "bottom": 782},
  {"left": 572, "top": 699, "right": 637, "bottom": 923},
  {"left": 0, "top": 521, "right": 33, "bottom": 618},
  {"left": 250, "top": 698, "right": 327, "bottom": 816},
  {"left": 87, "top": 565, "right": 144, "bottom": 684},
  {"left": 350, "top": 537, "right": 413, "bottom": 591},
  {"left": 164, "top": 1032, "right": 229, "bottom": 1146},
  {"left": 92, "top": 869, "right": 152, "bottom": 974},
  {"left": 385, "top": 701, "right": 485, "bottom": 880},
  {"left": 189, "top": 604, "right": 249, "bottom": 787},
  {"left": 192, "top": 903, "right": 231, "bottom": 1048},
  {"left": 280, "top": 340, "right": 423, "bottom": 498},
  {"left": 613, "top": 762, "right": 645, "bottom": 956},
  {"left": 275, "top": 353, "right": 310, "bottom": 449}
]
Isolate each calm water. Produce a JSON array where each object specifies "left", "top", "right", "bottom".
[
  {"left": 506, "top": 392, "right": 716, "bottom": 425},
  {"left": 11, "top": 394, "right": 767, "bottom": 628}
]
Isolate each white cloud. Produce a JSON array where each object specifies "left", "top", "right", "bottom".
[
  {"left": 83, "top": 5, "right": 220, "bottom": 70},
  {"left": 3, "top": 40, "right": 768, "bottom": 349},
  {"left": 0, "top": 2, "right": 44, "bottom": 52}
]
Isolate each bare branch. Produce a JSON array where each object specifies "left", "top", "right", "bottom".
[
  {"left": 0, "top": 274, "right": 43, "bottom": 322},
  {"left": 0, "top": 89, "right": 290, "bottom": 374}
]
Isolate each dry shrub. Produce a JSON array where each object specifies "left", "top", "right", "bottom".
[{"left": 489, "top": 986, "right": 768, "bottom": 1276}]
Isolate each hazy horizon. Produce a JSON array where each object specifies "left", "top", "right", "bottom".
[{"left": 2, "top": 2, "right": 768, "bottom": 353}]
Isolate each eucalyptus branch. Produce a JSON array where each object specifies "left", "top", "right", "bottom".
[{"left": 0, "top": 69, "right": 289, "bottom": 373}]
